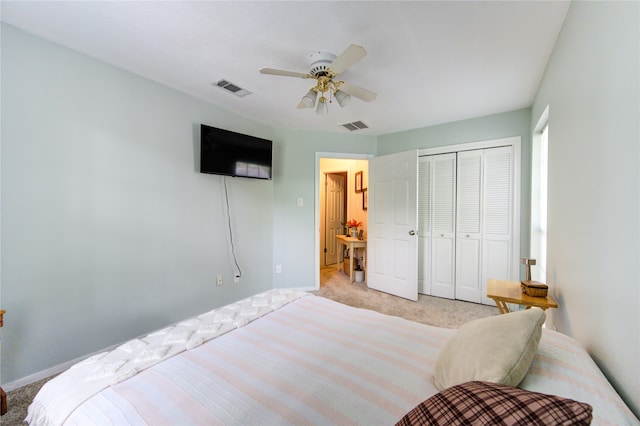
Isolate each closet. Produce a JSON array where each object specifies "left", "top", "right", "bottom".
[{"left": 418, "top": 146, "right": 514, "bottom": 304}]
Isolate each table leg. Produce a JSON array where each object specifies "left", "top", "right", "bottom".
[
  {"left": 1, "top": 386, "right": 6, "bottom": 415},
  {"left": 493, "top": 299, "right": 511, "bottom": 314},
  {"left": 349, "top": 245, "right": 354, "bottom": 283}
]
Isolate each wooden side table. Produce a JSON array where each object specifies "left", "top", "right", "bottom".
[
  {"left": 487, "top": 279, "right": 558, "bottom": 314},
  {"left": 335, "top": 235, "right": 367, "bottom": 284},
  {"left": 1, "top": 309, "right": 5, "bottom": 416}
]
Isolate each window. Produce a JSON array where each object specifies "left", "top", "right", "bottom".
[{"left": 530, "top": 115, "right": 548, "bottom": 283}]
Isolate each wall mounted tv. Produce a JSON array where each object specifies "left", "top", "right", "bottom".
[{"left": 200, "top": 124, "right": 273, "bottom": 180}]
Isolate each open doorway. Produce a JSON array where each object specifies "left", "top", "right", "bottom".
[{"left": 316, "top": 154, "right": 370, "bottom": 289}]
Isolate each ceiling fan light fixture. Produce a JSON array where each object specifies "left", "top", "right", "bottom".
[
  {"left": 301, "top": 89, "right": 317, "bottom": 108},
  {"left": 259, "top": 44, "right": 376, "bottom": 116},
  {"left": 334, "top": 89, "right": 351, "bottom": 107},
  {"left": 316, "top": 97, "right": 328, "bottom": 115}
]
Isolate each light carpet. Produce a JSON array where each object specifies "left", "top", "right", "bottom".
[{"left": 314, "top": 266, "right": 498, "bottom": 329}]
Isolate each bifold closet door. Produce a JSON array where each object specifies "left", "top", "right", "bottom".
[
  {"left": 455, "top": 150, "right": 483, "bottom": 303},
  {"left": 455, "top": 146, "right": 514, "bottom": 304},
  {"left": 428, "top": 153, "right": 456, "bottom": 299},
  {"left": 480, "top": 146, "right": 513, "bottom": 305},
  {"left": 418, "top": 158, "right": 431, "bottom": 295},
  {"left": 419, "top": 147, "right": 514, "bottom": 304}
]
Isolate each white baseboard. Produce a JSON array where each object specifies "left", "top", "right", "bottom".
[
  {"left": 4, "top": 360, "right": 77, "bottom": 392},
  {"left": 293, "top": 286, "right": 316, "bottom": 292},
  {"left": 3, "top": 342, "right": 120, "bottom": 392}
]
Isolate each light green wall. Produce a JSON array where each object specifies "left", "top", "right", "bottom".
[
  {"left": 1, "top": 24, "right": 276, "bottom": 383},
  {"left": 377, "top": 108, "right": 532, "bottom": 262},
  {"left": 271, "top": 129, "right": 376, "bottom": 289},
  {"left": 377, "top": 108, "right": 531, "bottom": 155},
  {"left": 531, "top": 1, "right": 639, "bottom": 416}
]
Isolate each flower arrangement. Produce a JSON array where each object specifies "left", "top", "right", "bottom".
[{"left": 346, "top": 219, "right": 362, "bottom": 228}]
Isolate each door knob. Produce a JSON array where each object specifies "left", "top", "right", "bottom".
[{"left": 408, "top": 230, "right": 416, "bottom": 236}]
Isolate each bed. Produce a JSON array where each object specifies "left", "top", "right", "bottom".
[{"left": 26, "top": 289, "right": 638, "bottom": 425}]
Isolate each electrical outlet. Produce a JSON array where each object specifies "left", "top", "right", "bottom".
[
  {"left": 234, "top": 274, "right": 240, "bottom": 283},
  {"left": 275, "top": 265, "right": 282, "bottom": 274},
  {"left": 217, "top": 274, "right": 223, "bottom": 286}
]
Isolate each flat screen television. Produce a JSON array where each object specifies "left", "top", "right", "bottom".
[{"left": 200, "top": 124, "right": 273, "bottom": 180}]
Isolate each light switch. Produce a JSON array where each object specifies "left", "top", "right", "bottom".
[{"left": 297, "top": 197, "right": 303, "bottom": 207}]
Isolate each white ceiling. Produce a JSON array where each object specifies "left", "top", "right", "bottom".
[{"left": 1, "top": 1, "right": 570, "bottom": 135}]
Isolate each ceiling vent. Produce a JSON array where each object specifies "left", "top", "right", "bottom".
[
  {"left": 341, "top": 120, "right": 369, "bottom": 131},
  {"left": 214, "top": 79, "right": 252, "bottom": 97}
]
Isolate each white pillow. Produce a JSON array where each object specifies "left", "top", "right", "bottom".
[{"left": 434, "top": 307, "right": 546, "bottom": 390}]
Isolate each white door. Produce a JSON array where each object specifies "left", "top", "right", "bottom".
[
  {"left": 455, "top": 150, "right": 483, "bottom": 302},
  {"left": 324, "top": 173, "right": 345, "bottom": 265},
  {"left": 418, "top": 158, "right": 432, "bottom": 294},
  {"left": 368, "top": 150, "right": 418, "bottom": 301},
  {"left": 415, "top": 138, "right": 520, "bottom": 305},
  {"left": 481, "top": 146, "right": 513, "bottom": 304},
  {"left": 430, "top": 154, "right": 457, "bottom": 299}
]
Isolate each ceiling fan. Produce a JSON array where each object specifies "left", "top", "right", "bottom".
[{"left": 260, "top": 44, "right": 377, "bottom": 115}]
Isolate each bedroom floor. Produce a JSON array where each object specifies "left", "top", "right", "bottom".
[{"left": 316, "top": 265, "right": 498, "bottom": 328}]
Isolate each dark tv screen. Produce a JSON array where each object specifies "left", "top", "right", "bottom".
[{"left": 200, "top": 124, "right": 272, "bottom": 180}]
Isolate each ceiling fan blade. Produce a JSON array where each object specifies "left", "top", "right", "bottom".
[
  {"left": 329, "top": 44, "right": 367, "bottom": 75},
  {"left": 340, "top": 82, "right": 377, "bottom": 102},
  {"left": 259, "top": 68, "right": 311, "bottom": 79}
]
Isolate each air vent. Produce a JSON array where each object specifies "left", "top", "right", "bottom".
[
  {"left": 214, "top": 79, "right": 252, "bottom": 97},
  {"left": 341, "top": 120, "right": 369, "bottom": 131}
]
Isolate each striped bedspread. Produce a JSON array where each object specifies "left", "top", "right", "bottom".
[{"left": 31, "top": 293, "right": 637, "bottom": 425}]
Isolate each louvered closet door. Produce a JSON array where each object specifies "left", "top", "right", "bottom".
[
  {"left": 430, "top": 153, "right": 456, "bottom": 299},
  {"left": 455, "top": 150, "right": 483, "bottom": 303},
  {"left": 481, "top": 146, "right": 513, "bottom": 305},
  {"left": 418, "top": 157, "right": 431, "bottom": 294},
  {"left": 417, "top": 143, "right": 516, "bottom": 304}
]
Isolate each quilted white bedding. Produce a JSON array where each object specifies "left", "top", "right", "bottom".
[{"left": 28, "top": 290, "right": 638, "bottom": 425}]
